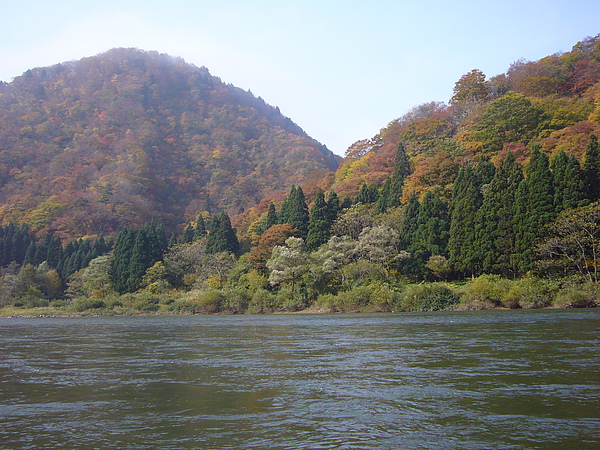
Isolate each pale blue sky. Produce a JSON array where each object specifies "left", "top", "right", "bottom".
[{"left": 2, "top": 0, "right": 599, "bottom": 155}]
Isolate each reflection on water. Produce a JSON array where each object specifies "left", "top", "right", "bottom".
[{"left": 0, "top": 310, "right": 599, "bottom": 449}]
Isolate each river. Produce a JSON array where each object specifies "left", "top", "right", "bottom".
[{"left": 0, "top": 310, "right": 598, "bottom": 449}]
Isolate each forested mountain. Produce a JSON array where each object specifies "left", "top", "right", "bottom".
[
  {"left": 3, "top": 36, "right": 600, "bottom": 314},
  {"left": 0, "top": 48, "right": 339, "bottom": 240}
]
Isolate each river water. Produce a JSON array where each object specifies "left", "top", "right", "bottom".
[{"left": 0, "top": 310, "right": 598, "bottom": 449}]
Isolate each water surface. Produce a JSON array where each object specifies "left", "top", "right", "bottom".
[{"left": 1, "top": 310, "right": 599, "bottom": 449}]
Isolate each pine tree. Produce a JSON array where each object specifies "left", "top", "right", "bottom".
[
  {"left": 390, "top": 142, "right": 410, "bottom": 206},
  {"left": 448, "top": 166, "right": 482, "bottom": 277},
  {"left": 181, "top": 224, "right": 195, "bottom": 243},
  {"left": 512, "top": 146, "right": 555, "bottom": 273},
  {"left": 306, "top": 188, "right": 331, "bottom": 250},
  {"left": 263, "top": 202, "right": 278, "bottom": 231},
  {"left": 206, "top": 212, "right": 240, "bottom": 255},
  {"left": 475, "top": 151, "right": 523, "bottom": 275},
  {"left": 194, "top": 214, "right": 207, "bottom": 240},
  {"left": 584, "top": 133, "right": 600, "bottom": 202},
  {"left": 279, "top": 186, "right": 309, "bottom": 239},
  {"left": 414, "top": 187, "right": 450, "bottom": 258},
  {"left": 552, "top": 150, "right": 587, "bottom": 212},
  {"left": 110, "top": 227, "right": 135, "bottom": 293},
  {"left": 376, "top": 176, "right": 393, "bottom": 214},
  {"left": 356, "top": 183, "right": 379, "bottom": 204},
  {"left": 326, "top": 190, "right": 341, "bottom": 224}
]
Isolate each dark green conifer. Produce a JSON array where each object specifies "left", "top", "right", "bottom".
[
  {"left": 448, "top": 166, "right": 482, "bottom": 277},
  {"left": 414, "top": 187, "right": 450, "bottom": 258},
  {"left": 306, "top": 188, "right": 331, "bottom": 250},
  {"left": 512, "top": 146, "right": 555, "bottom": 273},
  {"left": 390, "top": 142, "right": 410, "bottom": 206},
  {"left": 356, "top": 183, "right": 379, "bottom": 204},
  {"left": 552, "top": 150, "right": 587, "bottom": 212},
  {"left": 584, "top": 133, "right": 600, "bottom": 202},
  {"left": 475, "top": 151, "right": 523, "bottom": 275},
  {"left": 181, "top": 224, "right": 195, "bottom": 244},
  {"left": 376, "top": 176, "right": 393, "bottom": 214},
  {"left": 263, "top": 202, "right": 278, "bottom": 231},
  {"left": 326, "top": 190, "right": 341, "bottom": 223},
  {"left": 206, "top": 212, "right": 240, "bottom": 255},
  {"left": 279, "top": 185, "right": 310, "bottom": 239},
  {"left": 194, "top": 214, "right": 207, "bottom": 240}
]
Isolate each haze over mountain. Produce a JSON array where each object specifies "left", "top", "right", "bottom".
[{"left": 0, "top": 48, "right": 339, "bottom": 239}]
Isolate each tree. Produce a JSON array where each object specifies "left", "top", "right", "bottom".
[
  {"left": 306, "top": 188, "right": 332, "bottom": 250},
  {"left": 475, "top": 92, "right": 544, "bottom": 152},
  {"left": 206, "top": 212, "right": 240, "bottom": 255},
  {"left": 82, "top": 255, "right": 115, "bottom": 298},
  {"left": 355, "top": 183, "right": 379, "bottom": 204},
  {"left": 279, "top": 186, "right": 309, "bottom": 239},
  {"left": 450, "top": 69, "right": 489, "bottom": 103},
  {"left": 512, "top": 146, "right": 555, "bottom": 273},
  {"left": 552, "top": 150, "right": 587, "bottom": 212},
  {"left": 583, "top": 133, "right": 600, "bottom": 202},
  {"left": 475, "top": 151, "right": 523, "bottom": 275},
  {"left": 262, "top": 202, "right": 278, "bottom": 231},
  {"left": 537, "top": 201, "right": 600, "bottom": 282},
  {"left": 267, "top": 237, "right": 309, "bottom": 300},
  {"left": 448, "top": 165, "right": 483, "bottom": 277}
]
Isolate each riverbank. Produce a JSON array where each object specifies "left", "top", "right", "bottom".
[{"left": 2, "top": 274, "right": 599, "bottom": 318}]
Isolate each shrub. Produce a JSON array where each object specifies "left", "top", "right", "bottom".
[
  {"left": 72, "top": 298, "right": 106, "bottom": 312},
  {"left": 194, "top": 290, "right": 225, "bottom": 314},
  {"left": 459, "top": 275, "right": 513, "bottom": 310},
  {"left": 554, "top": 282, "right": 600, "bottom": 308},
  {"left": 400, "top": 283, "right": 459, "bottom": 312},
  {"left": 220, "top": 288, "right": 250, "bottom": 314},
  {"left": 247, "top": 289, "right": 280, "bottom": 314},
  {"left": 502, "top": 277, "right": 557, "bottom": 309}
]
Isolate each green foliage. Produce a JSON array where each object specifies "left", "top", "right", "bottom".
[
  {"left": 399, "top": 283, "right": 459, "bottom": 312},
  {"left": 306, "top": 188, "right": 332, "bottom": 250},
  {"left": 459, "top": 274, "right": 513, "bottom": 310},
  {"left": 206, "top": 212, "right": 240, "bottom": 255},
  {"left": 473, "top": 92, "right": 544, "bottom": 152},
  {"left": 279, "top": 186, "right": 310, "bottom": 239}
]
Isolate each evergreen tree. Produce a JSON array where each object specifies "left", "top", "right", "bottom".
[
  {"left": 475, "top": 151, "right": 523, "bottom": 275},
  {"left": 206, "top": 212, "right": 240, "bottom": 255},
  {"left": 181, "top": 224, "right": 195, "bottom": 244},
  {"left": 376, "top": 176, "right": 393, "bottom": 214},
  {"left": 194, "top": 214, "right": 207, "bottom": 240},
  {"left": 306, "top": 188, "right": 332, "bottom": 250},
  {"left": 400, "top": 192, "right": 420, "bottom": 250},
  {"left": 552, "top": 150, "right": 587, "bottom": 212},
  {"left": 279, "top": 186, "right": 310, "bottom": 239},
  {"left": 110, "top": 227, "right": 135, "bottom": 293},
  {"left": 356, "top": 183, "right": 379, "bottom": 204},
  {"left": 448, "top": 165, "right": 482, "bottom": 277},
  {"left": 326, "top": 190, "right": 341, "bottom": 224},
  {"left": 340, "top": 195, "right": 353, "bottom": 209},
  {"left": 263, "top": 202, "right": 278, "bottom": 231},
  {"left": 512, "top": 146, "right": 555, "bottom": 273},
  {"left": 584, "top": 133, "right": 600, "bottom": 202},
  {"left": 390, "top": 142, "right": 410, "bottom": 206},
  {"left": 414, "top": 187, "right": 450, "bottom": 258}
]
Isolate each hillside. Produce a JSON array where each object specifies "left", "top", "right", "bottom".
[
  {"left": 0, "top": 48, "right": 340, "bottom": 239},
  {"left": 331, "top": 35, "right": 600, "bottom": 200}
]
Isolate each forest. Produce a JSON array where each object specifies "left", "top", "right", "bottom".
[{"left": 2, "top": 35, "right": 600, "bottom": 315}]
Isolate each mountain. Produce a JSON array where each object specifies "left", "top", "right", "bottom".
[
  {"left": 330, "top": 35, "right": 600, "bottom": 201},
  {"left": 0, "top": 48, "right": 340, "bottom": 239}
]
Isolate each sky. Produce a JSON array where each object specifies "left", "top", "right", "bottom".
[{"left": 2, "top": 1, "right": 599, "bottom": 156}]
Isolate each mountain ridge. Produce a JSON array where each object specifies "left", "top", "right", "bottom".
[{"left": 0, "top": 48, "right": 340, "bottom": 239}]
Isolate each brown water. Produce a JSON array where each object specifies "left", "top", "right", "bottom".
[{"left": 0, "top": 310, "right": 598, "bottom": 449}]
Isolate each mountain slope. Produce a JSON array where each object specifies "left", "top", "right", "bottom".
[{"left": 0, "top": 48, "right": 339, "bottom": 239}]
